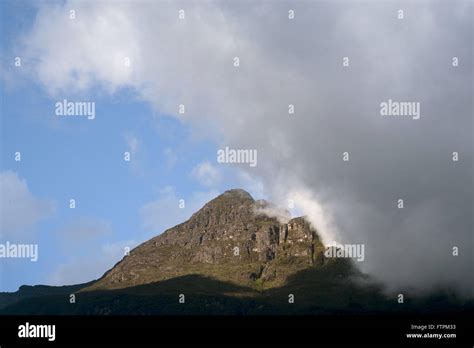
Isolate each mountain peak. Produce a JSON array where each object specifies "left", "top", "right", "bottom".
[
  {"left": 86, "top": 188, "right": 326, "bottom": 291},
  {"left": 222, "top": 189, "right": 253, "bottom": 199},
  {"left": 206, "top": 188, "right": 255, "bottom": 207},
  {"left": 183, "top": 188, "right": 256, "bottom": 229}
]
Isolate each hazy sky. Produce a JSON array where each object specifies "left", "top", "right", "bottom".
[{"left": 1, "top": 0, "right": 472, "bottom": 296}]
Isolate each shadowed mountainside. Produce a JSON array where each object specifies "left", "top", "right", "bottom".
[{"left": 1, "top": 261, "right": 471, "bottom": 315}]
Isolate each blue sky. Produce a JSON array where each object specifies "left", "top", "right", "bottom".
[{"left": 0, "top": 67, "right": 218, "bottom": 290}]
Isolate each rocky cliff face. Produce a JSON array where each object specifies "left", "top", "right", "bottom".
[{"left": 86, "top": 189, "right": 327, "bottom": 291}]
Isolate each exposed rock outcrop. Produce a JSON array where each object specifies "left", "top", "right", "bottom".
[{"left": 86, "top": 189, "right": 327, "bottom": 291}]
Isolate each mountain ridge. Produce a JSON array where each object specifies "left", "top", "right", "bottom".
[{"left": 85, "top": 188, "right": 328, "bottom": 291}]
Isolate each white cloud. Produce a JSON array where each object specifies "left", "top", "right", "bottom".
[
  {"left": 21, "top": 2, "right": 139, "bottom": 95},
  {"left": 191, "top": 161, "right": 221, "bottom": 187},
  {"left": 0, "top": 171, "right": 55, "bottom": 240}
]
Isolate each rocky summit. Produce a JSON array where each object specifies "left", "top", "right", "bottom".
[{"left": 86, "top": 189, "right": 327, "bottom": 291}]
